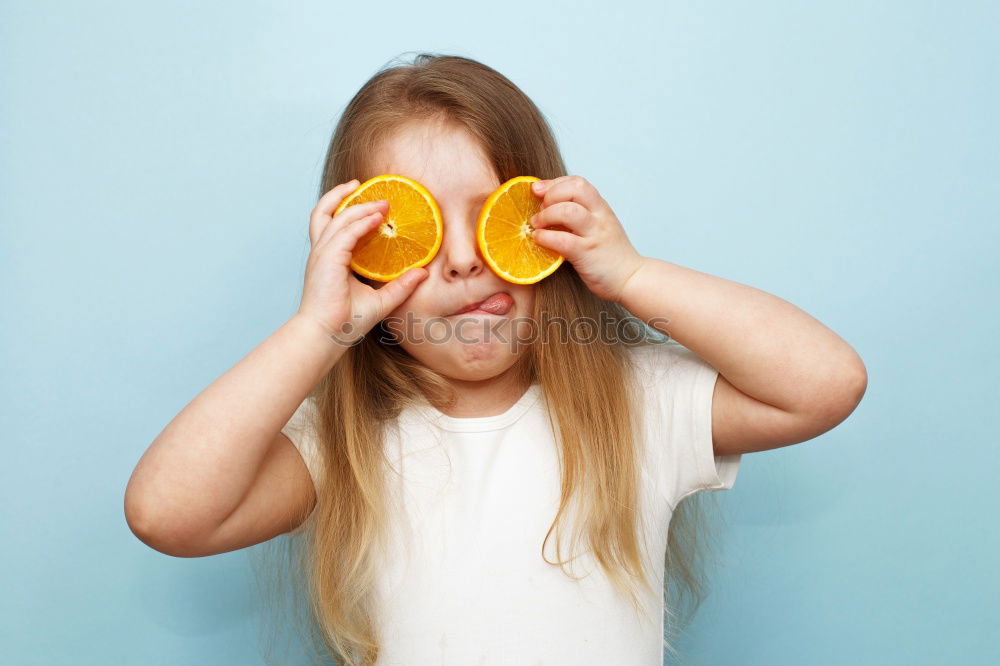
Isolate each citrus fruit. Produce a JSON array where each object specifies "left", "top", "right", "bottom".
[
  {"left": 333, "top": 174, "right": 444, "bottom": 282},
  {"left": 476, "top": 176, "right": 564, "bottom": 284}
]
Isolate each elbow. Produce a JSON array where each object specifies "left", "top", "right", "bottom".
[
  {"left": 849, "top": 359, "right": 868, "bottom": 408},
  {"left": 124, "top": 483, "right": 209, "bottom": 558},
  {"left": 124, "top": 477, "right": 153, "bottom": 542},
  {"left": 789, "top": 355, "right": 868, "bottom": 438},
  {"left": 815, "top": 356, "right": 869, "bottom": 431},
  {"left": 840, "top": 350, "right": 868, "bottom": 413},
  {"left": 125, "top": 493, "right": 164, "bottom": 552},
  {"left": 124, "top": 488, "right": 172, "bottom": 554},
  {"left": 126, "top": 504, "right": 209, "bottom": 558}
]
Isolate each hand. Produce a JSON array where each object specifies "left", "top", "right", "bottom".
[
  {"left": 296, "top": 180, "right": 428, "bottom": 345},
  {"left": 529, "top": 175, "right": 645, "bottom": 303}
]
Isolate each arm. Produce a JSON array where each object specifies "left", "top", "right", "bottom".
[
  {"left": 620, "top": 257, "right": 868, "bottom": 456},
  {"left": 525, "top": 174, "right": 865, "bottom": 457},
  {"left": 124, "top": 314, "right": 343, "bottom": 551},
  {"left": 124, "top": 179, "right": 428, "bottom": 555}
]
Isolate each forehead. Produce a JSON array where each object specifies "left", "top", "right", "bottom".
[{"left": 369, "top": 120, "right": 499, "bottom": 201}]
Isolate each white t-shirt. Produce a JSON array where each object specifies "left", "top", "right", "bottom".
[{"left": 280, "top": 342, "right": 741, "bottom": 665}]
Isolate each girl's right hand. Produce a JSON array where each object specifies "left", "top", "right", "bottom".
[{"left": 296, "top": 179, "right": 428, "bottom": 345}]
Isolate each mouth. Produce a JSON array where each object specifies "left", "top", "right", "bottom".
[{"left": 447, "top": 291, "right": 514, "bottom": 317}]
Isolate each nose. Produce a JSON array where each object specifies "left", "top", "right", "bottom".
[{"left": 438, "top": 211, "right": 485, "bottom": 281}]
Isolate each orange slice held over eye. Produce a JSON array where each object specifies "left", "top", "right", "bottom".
[
  {"left": 333, "top": 174, "right": 444, "bottom": 282},
  {"left": 477, "top": 176, "right": 565, "bottom": 285},
  {"left": 335, "top": 173, "right": 562, "bottom": 284}
]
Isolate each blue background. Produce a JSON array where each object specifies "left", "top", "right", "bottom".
[{"left": 2, "top": 1, "right": 997, "bottom": 664}]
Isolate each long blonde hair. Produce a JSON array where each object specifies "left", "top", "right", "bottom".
[{"left": 251, "top": 52, "right": 727, "bottom": 666}]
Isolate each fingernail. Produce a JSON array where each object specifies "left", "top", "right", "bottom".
[{"left": 532, "top": 181, "right": 544, "bottom": 192}]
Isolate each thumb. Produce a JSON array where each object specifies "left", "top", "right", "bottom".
[{"left": 373, "top": 267, "right": 427, "bottom": 319}]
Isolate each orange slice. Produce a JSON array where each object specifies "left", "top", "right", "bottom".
[
  {"left": 477, "top": 176, "right": 564, "bottom": 284},
  {"left": 333, "top": 174, "right": 444, "bottom": 282}
]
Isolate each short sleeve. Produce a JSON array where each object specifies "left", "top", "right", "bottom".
[
  {"left": 628, "top": 342, "right": 741, "bottom": 510},
  {"left": 280, "top": 396, "right": 323, "bottom": 493}
]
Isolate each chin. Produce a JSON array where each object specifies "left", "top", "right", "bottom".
[{"left": 404, "top": 338, "right": 523, "bottom": 381}]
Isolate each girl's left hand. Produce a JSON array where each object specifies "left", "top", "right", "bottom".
[{"left": 529, "top": 176, "right": 646, "bottom": 303}]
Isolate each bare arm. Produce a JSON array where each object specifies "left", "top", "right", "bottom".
[
  {"left": 528, "top": 175, "right": 868, "bottom": 455},
  {"left": 124, "top": 313, "right": 343, "bottom": 550},
  {"left": 523, "top": 175, "right": 866, "bottom": 458},
  {"left": 124, "top": 178, "right": 429, "bottom": 556},
  {"left": 620, "top": 258, "right": 868, "bottom": 456}
]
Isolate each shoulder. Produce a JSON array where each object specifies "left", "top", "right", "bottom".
[
  {"left": 280, "top": 395, "right": 326, "bottom": 495},
  {"left": 283, "top": 395, "right": 319, "bottom": 431},
  {"left": 281, "top": 396, "right": 323, "bottom": 463},
  {"left": 624, "top": 342, "right": 739, "bottom": 506},
  {"left": 623, "top": 342, "right": 721, "bottom": 440},
  {"left": 624, "top": 341, "right": 717, "bottom": 386}
]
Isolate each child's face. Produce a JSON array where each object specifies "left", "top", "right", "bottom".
[{"left": 369, "top": 119, "right": 536, "bottom": 382}]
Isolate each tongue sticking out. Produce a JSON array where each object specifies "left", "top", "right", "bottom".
[{"left": 463, "top": 292, "right": 513, "bottom": 315}]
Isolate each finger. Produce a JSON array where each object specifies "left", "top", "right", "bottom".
[
  {"left": 531, "top": 175, "right": 604, "bottom": 213},
  {"left": 530, "top": 175, "right": 576, "bottom": 197},
  {"left": 309, "top": 179, "right": 361, "bottom": 245},
  {"left": 531, "top": 227, "right": 580, "bottom": 258},
  {"left": 316, "top": 200, "right": 389, "bottom": 248},
  {"left": 322, "top": 198, "right": 390, "bottom": 243},
  {"left": 317, "top": 209, "right": 385, "bottom": 261},
  {"left": 529, "top": 201, "right": 591, "bottom": 234},
  {"left": 371, "top": 267, "right": 428, "bottom": 319}
]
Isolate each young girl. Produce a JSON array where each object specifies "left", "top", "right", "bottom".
[{"left": 125, "top": 53, "right": 867, "bottom": 665}]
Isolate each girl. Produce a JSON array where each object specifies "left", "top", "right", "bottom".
[{"left": 125, "top": 53, "right": 867, "bottom": 665}]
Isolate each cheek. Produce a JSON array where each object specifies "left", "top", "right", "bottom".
[
  {"left": 383, "top": 312, "right": 450, "bottom": 348},
  {"left": 383, "top": 287, "right": 431, "bottom": 326},
  {"left": 515, "top": 286, "right": 536, "bottom": 315}
]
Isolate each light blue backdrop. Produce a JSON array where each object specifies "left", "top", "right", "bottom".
[{"left": 2, "top": 1, "right": 996, "bottom": 664}]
